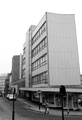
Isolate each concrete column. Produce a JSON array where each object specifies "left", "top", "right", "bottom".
[
  {"left": 71, "top": 94, "right": 74, "bottom": 108},
  {"left": 54, "top": 93, "right": 56, "bottom": 107},
  {"left": 40, "top": 93, "right": 42, "bottom": 103},
  {"left": 67, "top": 92, "right": 69, "bottom": 114}
]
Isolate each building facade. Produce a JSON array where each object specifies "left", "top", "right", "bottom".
[
  {"left": 20, "top": 12, "right": 82, "bottom": 109},
  {"left": 11, "top": 54, "right": 24, "bottom": 95},
  {"left": 0, "top": 73, "right": 8, "bottom": 94},
  {"left": 12, "top": 55, "right": 22, "bottom": 83}
]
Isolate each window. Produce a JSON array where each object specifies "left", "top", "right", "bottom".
[
  {"left": 40, "top": 57, "right": 43, "bottom": 66},
  {"left": 44, "top": 22, "right": 46, "bottom": 31},
  {"left": 40, "top": 42, "right": 42, "bottom": 50},
  {"left": 45, "top": 54, "right": 48, "bottom": 63},
  {"left": 37, "top": 59, "right": 40, "bottom": 68},
  {"left": 32, "top": 54, "right": 47, "bottom": 71},
  {"left": 45, "top": 71, "right": 48, "bottom": 83},
  {"left": 36, "top": 33, "right": 38, "bottom": 41},
  {"left": 32, "top": 71, "right": 48, "bottom": 85},
  {"left": 42, "top": 56, "right": 45, "bottom": 65},
  {"left": 37, "top": 45, "right": 40, "bottom": 53},
  {"left": 34, "top": 48, "right": 37, "bottom": 56},
  {"left": 42, "top": 72, "right": 46, "bottom": 81},
  {"left": 37, "top": 31, "right": 40, "bottom": 39},
  {"left": 32, "top": 36, "right": 47, "bottom": 58},
  {"left": 44, "top": 37, "right": 47, "bottom": 46},
  {"left": 32, "top": 63, "right": 34, "bottom": 71},
  {"left": 41, "top": 24, "right": 45, "bottom": 34},
  {"left": 34, "top": 63, "right": 36, "bottom": 70},
  {"left": 32, "top": 22, "right": 46, "bottom": 45}
]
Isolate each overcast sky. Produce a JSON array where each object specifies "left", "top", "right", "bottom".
[{"left": 0, "top": 0, "right": 82, "bottom": 74}]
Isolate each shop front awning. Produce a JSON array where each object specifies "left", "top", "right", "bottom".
[{"left": 19, "top": 87, "right": 82, "bottom": 93}]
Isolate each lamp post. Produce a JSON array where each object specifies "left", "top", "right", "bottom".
[
  {"left": 12, "top": 87, "right": 16, "bottom": 120},
  {"left": 60, "top": 85, "right": 66, "bottom": 120},
  {"left": 37, "top": 90, "right": 41, "bottom": 110}
]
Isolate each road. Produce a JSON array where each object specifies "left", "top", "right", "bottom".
[{"left": 0, "top": 97, "right": 82, "bottom": 120}]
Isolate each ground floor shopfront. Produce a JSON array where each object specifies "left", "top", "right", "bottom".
[{"left": 20, "top": 87, "right": 82, "bottom": 110}]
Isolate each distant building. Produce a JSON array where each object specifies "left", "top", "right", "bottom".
[
  {"left": 11, "top": 54, "right": 25, "bottom": 95},
  {"left": 12, "top": 55, "right": 21, "bottom": 83},
  {"left": 0, "top": 73, "right": 8, "bottom": 93},
  {"left": 20, "top": 12, "right": 81, "bottom": 109}
]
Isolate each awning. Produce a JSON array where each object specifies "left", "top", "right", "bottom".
[{"left": 19, "top": 87, "right": 82, "bottom": 93}]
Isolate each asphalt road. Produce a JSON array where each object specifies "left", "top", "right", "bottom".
[{"left": 0, "top": 97, "right": 82, "bottom": 120}]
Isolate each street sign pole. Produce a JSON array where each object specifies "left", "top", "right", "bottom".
[
  {"left": 12, "top": 87, "right": 15, "bottom": 120},
  {"left": 12, "top": 93, "right": 15, "bottom": 120},
  {"left": 62, "top": 95, "right": 64, "bottom": 120},
  {"left": 37, "top": 90, "right": 41, "bottom": 110},
  {"left": 60, "top": 85, "right": 66, "bottom": 120}
]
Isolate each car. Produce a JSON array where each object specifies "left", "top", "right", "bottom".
[{"left": 8, "top": 94, "right": 17, "bottom": 100}]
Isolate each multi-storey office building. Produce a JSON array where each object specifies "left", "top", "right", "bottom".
[
  {"left": 20, "top": 12, "right": 82, "bottom": 109},
  {"left": 12, "top": 54, "right": 23, "bottom": 83},
  {"left": 11, "top": 54, "right": 24, "bottom": 95}
]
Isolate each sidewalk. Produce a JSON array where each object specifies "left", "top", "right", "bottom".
[{"left": 18, "top": 98, "right": 82, "bottom": 116}]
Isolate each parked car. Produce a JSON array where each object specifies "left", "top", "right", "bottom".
[{"left": 7, "top": 94, "right": 17, "bottom": 100}]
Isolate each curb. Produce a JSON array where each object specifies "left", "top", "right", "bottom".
[{"left": 18, "top": 98, "right": 82, "bottom": 116}]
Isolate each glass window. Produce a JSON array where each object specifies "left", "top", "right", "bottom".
[
  {"left": 32, "top": 36, "right": 35, "bottom": 44},
  {"left": 40, "top": 42, "right": 42, "bottom": 50},
  {"left": 37, "top": 31, "right": 40, "bottom": 39},
  {"left": 45, "top": 54, "right": 48, "bottom": 63},
  {"left": 41, "top": 74, "right": 43, "bottom": 83},
  {"left": 37, "top": 59, "right": 40, "bottom": 68},
  {"left": 40, "top": 57, "right": 43, "bottom": 66},
  {"left": 42, "top": 56, "right": 45, "bottom": 65},
  {"left": 34, "top": 36, "right": 36, "bottom": 42},
  {"left": 45, "top": 71, "right": 48, "bottom": 83},
  {"left": 42, "top": 72, "right": 46, "bottom": 83},
  {"left": 43, "top": 72, "right": 46, "bottom": 79},
  {"left": 39, "top": 74, "right": 41, "bottom": 82},
  {"left": 42, "top": 40, "right": 45, "bottom": 47},
  {"left": 34, "top": 47, "right": 37, "bottom": 55},
  {"left": 36, "top": 33, "right": 38, "bottom": 41},
  {"left": 35, "top": 61, "right": 37, "bottom": 69},
  {"left": 41, "top": 25, "right": 44, "bottom": 34},
  {"left": 34, "top": 62, "right": 36, "bottom": 70},
  {"left": 40, "top": 28, "right": 41, "bottom": 35},
  {"left": 33, "top": 49, "right": 35, "bottom": 56},
  {"left": 36, "top": 47, "right": 38, "bottom": 54},
  {"left": 36, "top": 60, "right": 38, "bottom": 68},
  {"left": 44, "top": 22, "right": 46, "bottom": 31},
  {"left": 39, "top": 59, "right": 41, "bottom": 66},
  {"left": 37, "top": 45, "right": 40, "bottom": 52}
]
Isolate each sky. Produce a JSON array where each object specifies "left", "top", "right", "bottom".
[{"left": 0, "top": 0, "right": 82, "bottom": 74}]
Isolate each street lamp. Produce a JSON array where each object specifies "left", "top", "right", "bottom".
[
  {"left": 37, "top": 90, "right": 41, "bottom": 110},
  {"left": 60, "top": 85, "right": 66, "bottom": 120},
  {"left": 12, "top": 87, "right": 16, "bottom": 120}
]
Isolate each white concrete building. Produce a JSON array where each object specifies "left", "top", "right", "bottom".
[{"left": 20, "top": 12, "right": 82, "bottom": 109}]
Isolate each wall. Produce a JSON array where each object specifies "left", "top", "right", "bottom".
[{"left": 47, "top": 13, "right": 80, "bottom": 86}]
